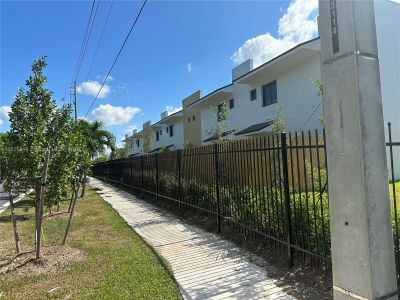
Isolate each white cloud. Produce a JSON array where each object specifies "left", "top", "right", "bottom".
[
  {"left": 96, "top": 74, "right": 114, "bottom": 82},
  {"left": 165, "top": 105, "right": 182, "bottom": 115},
  {"left": 231, "top": 0, "right": 318, "bottom": 67},
  {"left": 125, "top": 124, "right": 138, "bottom": 135},
  {"left": 0, "top": 106, "right": 11, "bottom": 125},
  {"left": 186, "top": 63, "right": 192, "bottom": 73},
  {"left": 91, "top": 104, "right": 141, "bottom": 126},
  {"left": 77, "top": 80, "right": 111, "bottom": 99}
]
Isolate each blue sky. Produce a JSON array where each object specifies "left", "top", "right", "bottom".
[{"left": 1, "top": 0, "right": 320, "bottom": 146}]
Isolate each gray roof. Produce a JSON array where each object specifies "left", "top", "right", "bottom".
[
  {"left": 203, "top": 130, "right": 235, "bottom": 143},
  {"left": 235, "top": 121, "right": 274, "bottom": 136}
]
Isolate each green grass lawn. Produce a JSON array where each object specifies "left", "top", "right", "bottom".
[
  {"left": 0, "top": 187, "right": 182, "bottom": 300},
  {"left": 390, "top": 181, "right": 400, "bottom": 205}
]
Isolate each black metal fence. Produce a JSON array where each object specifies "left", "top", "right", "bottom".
[
  {"left": 93, "top": 125, "right": 400, "bottom": 280},
  {"left": 387, "top": 122, "right": 400, "bottom": 281},
  {"left": 93, "top": 131, "right": 330, "bottom": 267}
]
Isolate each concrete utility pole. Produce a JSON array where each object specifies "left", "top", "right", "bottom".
[
  {"left": 318, "top": 0, "right": 397, "bottom": 299},
  {"left": 73, "top": 81, "right": 77, "bottom": 122}
]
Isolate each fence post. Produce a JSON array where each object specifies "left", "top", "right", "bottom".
[
  {"left": 129, "top": 157, "right": 133, "bottom": 194},
  {"left": 155, "top": 153, "right": 159, "bottom": 202},
  {"left": 177, "top": 149, "right": 182, "bottom": 210},
  {"left": 140, "top": 155, "right": 144, "bottom": 192},
  {"left": 280, "top": 132, "right": 293, "bottom": 267},
  {"left": 214, "top": 143, "right": 222, "bottom": 234}
]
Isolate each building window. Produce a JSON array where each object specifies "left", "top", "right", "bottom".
[
  {"left": 136, "top": 139, "right": 139, "bottom": 147},
  {"left": 159, "top": 129, "right": 162, "bottom": 135},
  {"left": 250, "top": 89, "right": 257, "bottom": 101},
  {"left": 188, "top": 117, "right": 190, "bottom": 123},
  {"left": 156, "top": 131, "right": 159, "bottom": 141},
  {"left": 166, "top": 126, "right": 169, "bottom": 133},
  {"left": 262, "top": 81, "right": 277, "bottom": 106},
  {"left": 229, "top": 99, "right": 234, "bottom": 109},
  {"left": 192, "top": 115, "right": 195, "bottom": 121},
  {"left": 169, "top": 125, "right": 174, "bottom": 137}
]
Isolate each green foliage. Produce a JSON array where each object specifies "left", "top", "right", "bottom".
[
  {"left": 207, "top": 102, "right": 233, "bottom": 144},
  {"left": 77, "top": 119, "right": 116, "bottom": 159},
  {"left": 271, "top": 105, "right": 287, "bottom": 134},
  {"left": 183, "top": 140, "right": 194, "bottom": 149},
  {"left": 142, "top": 127, "right": 152, "bottom": 154},
  {"left": 110, "top": 147, "right": 129, "bottom": 160},
  {"left": 0, "top": 57, "right": 89, "bottom": 210},
  {"left": 312, "top": 78, "right": 324, "bottom": 97}
]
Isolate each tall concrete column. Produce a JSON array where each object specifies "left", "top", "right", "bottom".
[{"left": 318, "top": 0, "right": 397, "bottom": 299}]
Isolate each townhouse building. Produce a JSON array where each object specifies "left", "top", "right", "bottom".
[
  {"left": 124, "top": 0, "right": 399, "bottom": 173},
  {"left": 188, "top": 38, "right": 323, "bottom": 145}
]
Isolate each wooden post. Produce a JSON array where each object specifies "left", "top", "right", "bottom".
[
  {"left": 36, "top": 149, "right": 50, "bottom": 260},
  {"left": 63, "top": 172, "right": 84, "bottom": 245},
  {"left": 9, "top": 193, "right": 21, "bottom": 254}
]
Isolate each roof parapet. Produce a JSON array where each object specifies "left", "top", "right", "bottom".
[{"left": 232, "top": 59, "right": 253, "bottom": 81}]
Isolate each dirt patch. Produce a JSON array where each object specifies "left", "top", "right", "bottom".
[{"left": 0, "top": 245, "right": 85, "bottom": 276}]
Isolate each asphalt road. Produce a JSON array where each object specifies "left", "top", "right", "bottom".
[{"left": 0, "top": 184, "right": 16, "bottom": 206}]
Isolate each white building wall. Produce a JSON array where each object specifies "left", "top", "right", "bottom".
[
  {"left": 167, "top": 120, "right": 184, "bottom": 150},
  {"left": 130, "top": 136, "right": 143, "bottom": 156},
  {"left": 150, "top": 128, "right": 163, "bottom": 151},
  {"left": 151, "top": 120, "right": 184, "bottom": 151},
  {"left": 200, "top": 54, "right": 323, "bottom": 144}
]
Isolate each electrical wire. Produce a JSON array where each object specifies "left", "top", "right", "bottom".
[
  {"left": 85, "top": 0, "right": 115, "bottom": 82},
  {"left": 84, "top": 0, "right": 148, "bottom": 118},
  {"left": 71, "top": 0, "right": 96, "bottom": 84}
]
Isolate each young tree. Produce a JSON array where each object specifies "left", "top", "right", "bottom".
[
  {"left": 2, "top": 56, "right": 88, "bottom": 258},
  {"left": 206, "top": 102, "right": 233, "bottom": 144},
  {"left": 142, "top": 126, "right": 152, "bottom": 153},
  {"left": 271, "top": 105, "right": 287, "bottom": 134}
]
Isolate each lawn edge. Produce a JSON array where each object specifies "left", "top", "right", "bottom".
[{"left": 89, "top": 185, "right": 184, "bottom": 299}]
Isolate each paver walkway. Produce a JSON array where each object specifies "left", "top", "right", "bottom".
[{"left": 89, "top": 178, "right": 296, "bottom": 300}]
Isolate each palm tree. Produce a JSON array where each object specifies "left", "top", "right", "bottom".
[{"left": 78, "top": 120, "right": 116, "bottom": 197}]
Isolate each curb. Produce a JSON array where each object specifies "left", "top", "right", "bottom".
[{"left": 0, "top": 191, "right": 31, "bottom": 215}]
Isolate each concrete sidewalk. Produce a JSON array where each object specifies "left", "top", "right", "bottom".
[{"left": 89, "top": 178, "right": 295, "bottom": 300}]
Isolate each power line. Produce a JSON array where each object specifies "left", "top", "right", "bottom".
[
  {"left": 74, "top": 0, "right": 101, "bottom": 83},
  {"left": 85, "top": 0, "right": 115, "bottom": 82},
  {"left": 84, "top": 0, "right": 148, "bottom": 118},
  {"left": 299, "top": 99, "right": 322, "bottom": 131},
  {"left": 71, "top": 0, "right": 96, "bottom": 85}
]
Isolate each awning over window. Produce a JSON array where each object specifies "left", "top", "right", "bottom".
[
  {"left": 235, "top": 121, "right": 274, "bottom": 136},
  {"left": 202, "top": 130, "right": 235, "bottom": 143}
]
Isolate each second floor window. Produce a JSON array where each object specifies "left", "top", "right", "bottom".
[
  {"left": 169, "top": 125, "right": 174, "bottom": 137},
  {"left": 136, "top": 140, "right": 139, "bottom": 147},
  {"left": 156, "top": 131, "right": 159, "bottom": 141},
  {"left": 262, "top": 81, "right": 277, "bottom": 107},
  {"left": 250, "top": 89, "right": 257, "bottom": 101},
  {"left": 229, "top": 99, "right": 234, "bottom": 109}
]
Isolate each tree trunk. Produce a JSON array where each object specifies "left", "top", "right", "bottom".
[
  {"left": 36, "top": 149, "right": 50, "bottom": 260},
  {"left": 68, "top": 183, "right": 76, "bottom": 213},
  {"left": 9, "top": 193, "right": 21, "bottom": 254},
  {"left": 63, "top": 173, "right": 84, "bottom": 245},
  {"left": 57, "top": 201, "right": 60, "bottom": 212},
  {"left": 80, "top": 173, "right": 87, "bottom": 198}
]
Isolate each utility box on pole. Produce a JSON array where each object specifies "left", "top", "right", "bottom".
[{"left": 318, "top": 0, "right": 397, "bottom": 299}]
